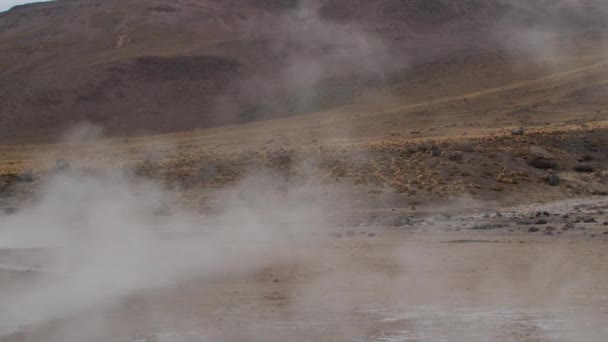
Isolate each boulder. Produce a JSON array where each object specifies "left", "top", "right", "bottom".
[
  {"left": 546, "top": 174, "right": 560, "bottom": 186},
  {"left": 527, "top": 146, "right": 556, "bottom": 169},
  {"left": 17, "top": 170, "right": 34, "bottom": 182},
  {"left": 511, "top": 128, "right": 525, "bottom": 136}
]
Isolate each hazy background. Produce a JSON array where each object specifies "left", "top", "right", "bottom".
[{"left": 0, "top": 0, "right": 50, "bottom": 12}]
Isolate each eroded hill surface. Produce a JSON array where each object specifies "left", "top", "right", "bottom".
[{"left": 1, "top": 0, "right": 607, "bottom": 138}]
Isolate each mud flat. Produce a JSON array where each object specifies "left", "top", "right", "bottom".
[{"left": 1, "top": 197, "right": 608, "bottom": 342}]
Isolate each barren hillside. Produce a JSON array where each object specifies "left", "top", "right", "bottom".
[{"left": 1, "top": 0, "right": 607, "bottom": 139}]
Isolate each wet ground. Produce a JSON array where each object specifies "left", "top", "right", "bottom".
[{"left": 1, "top": 197, "right": 608, "bottom": 342}]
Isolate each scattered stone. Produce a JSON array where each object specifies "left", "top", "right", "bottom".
[
  {"left": 527, "top": 146, "right": 556, "bottom": 169},
  {"left": 17, "top": 170, "right": 34, "bottom": 182},
  {"left": 592, "top": 190, "right": 608, "bottom": 196},
  {"left": 583, "top": 217, "right": 597, "bottom": 223},
  {"left": 511, "top": 128, "right": 525, "bottom": 136},
  {"left": 273, "top": 278, "right": 280, "bottom": 283},
  {"left": 546, "top": 174, "right": 560, "bottom": 186},
  {"left": 368, "top": 233, "right": 377, "bottom": 237},
  {"left": 0, "top": 180, "right": 9, "bottom": 194},
  {"left": 431, "top": 145, "right": 441, "bottom": 157},
  {"left": 375, "top": 215, "right": 412, "bottom": 227},
  {"left": 529, "top": 227, "right": 540, "bottom": 233},
  {"left": 516, "top": 221, "right": 533, "bottom": 226},
  {"left": 472, "top": 223, "right": 507, "bottom": 230},
  {"left": 449, "top": 151, "right": 464, "bottom": 161},
  {"left": 535, "top": 219, "right": 548, "bottom": 225},
  {"left": 604, "top": 222, "right": 608, "bottom": 226},
  {"left": 331, "top": 232, "right": 343, "bottom": 239},
  {"left": 456, "top": 140, "right": 474, "bottom": 153},
  {"left": 198, "top": 165, "right": 219, "bottom": 181},
  {"left": 563, "top": 223, "right": 575, "bottom": 230},
  {"left": 346, "top": 230, "right": 356, "bottom": 238},
  {"left": 574, "top": 164, "right": 594, "bottom": 173},
  {"left": 2, "top": 207, "right": 19, "bottom": 215},
  {"left": 55, "top": 159, "right": 70, "bottom": 171}
]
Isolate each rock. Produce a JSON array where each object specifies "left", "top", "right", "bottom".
[
  {"left": 198, "top": 165, "right": 219, "bottom": 181},
  {"left": 511, "top": 128, "right": 525, "bottom": 136},
  {"left": 368, "top": 233, "right": 377, "bottom": 237},
  {"left": 376, "top": 215, "right": 412, "bottom": 227},
  {"left": 563, "top": 223, "right": 575, "bottom": 230},
  {"left": 417, "top": 143, "right": 432, "bottom": 152},
  {"left": 535, "top": 219, "right": 548, "bottom": 225},
  {"left": 456, "top": 140, "right": 474, "bottom": 153},
  {"left": 431, "top": 145, "right": 441, "bottom": 157},
  {"left": 55, "top": 159, "right": 70, "bottom": 171},
  {"left": 449, "top": 151, "right": 464, "bottom": 161},
  {"left": 17, "top": 170, "right": 34, "bottom": 182},
  {"left": 0, "top": 180, "right": 10, "bottom": 194},
  {"left": 546, "top": 174, "right": 560, "bottom": 186},
  {"left": 471, "top": 223, "right": 507, "bottom": 230},
  {"left": 574, "top": 164, "right": 594, "bottom": 173},
  {"left": 527, "top": 146, "right": 556, "bottom": 169},
  {"left": 603, "top": 222, "right": 608, "bottom": 226},
  {"left": 583, "top": 217, "right": 597, "bottom": 223},
  {"left": 529, "top": 227, "right": 540, "bottom": 232},
  {"left": 2, "top": 207, "right": 19, "bottom": 215}
]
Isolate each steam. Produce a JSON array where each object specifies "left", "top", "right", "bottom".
[
  {"left": 215, "top": 0, "right": 400, "bottom": 135},
  {"left": 0, "top": 162, "right": 330, "bottom": 338},
  {"left": 492, "top": 0, "right": 608, "bottom": 67}
]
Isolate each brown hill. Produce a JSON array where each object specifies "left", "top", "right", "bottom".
[{"left": 0, "top": 0, "right": 607, "bottom": 139}]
